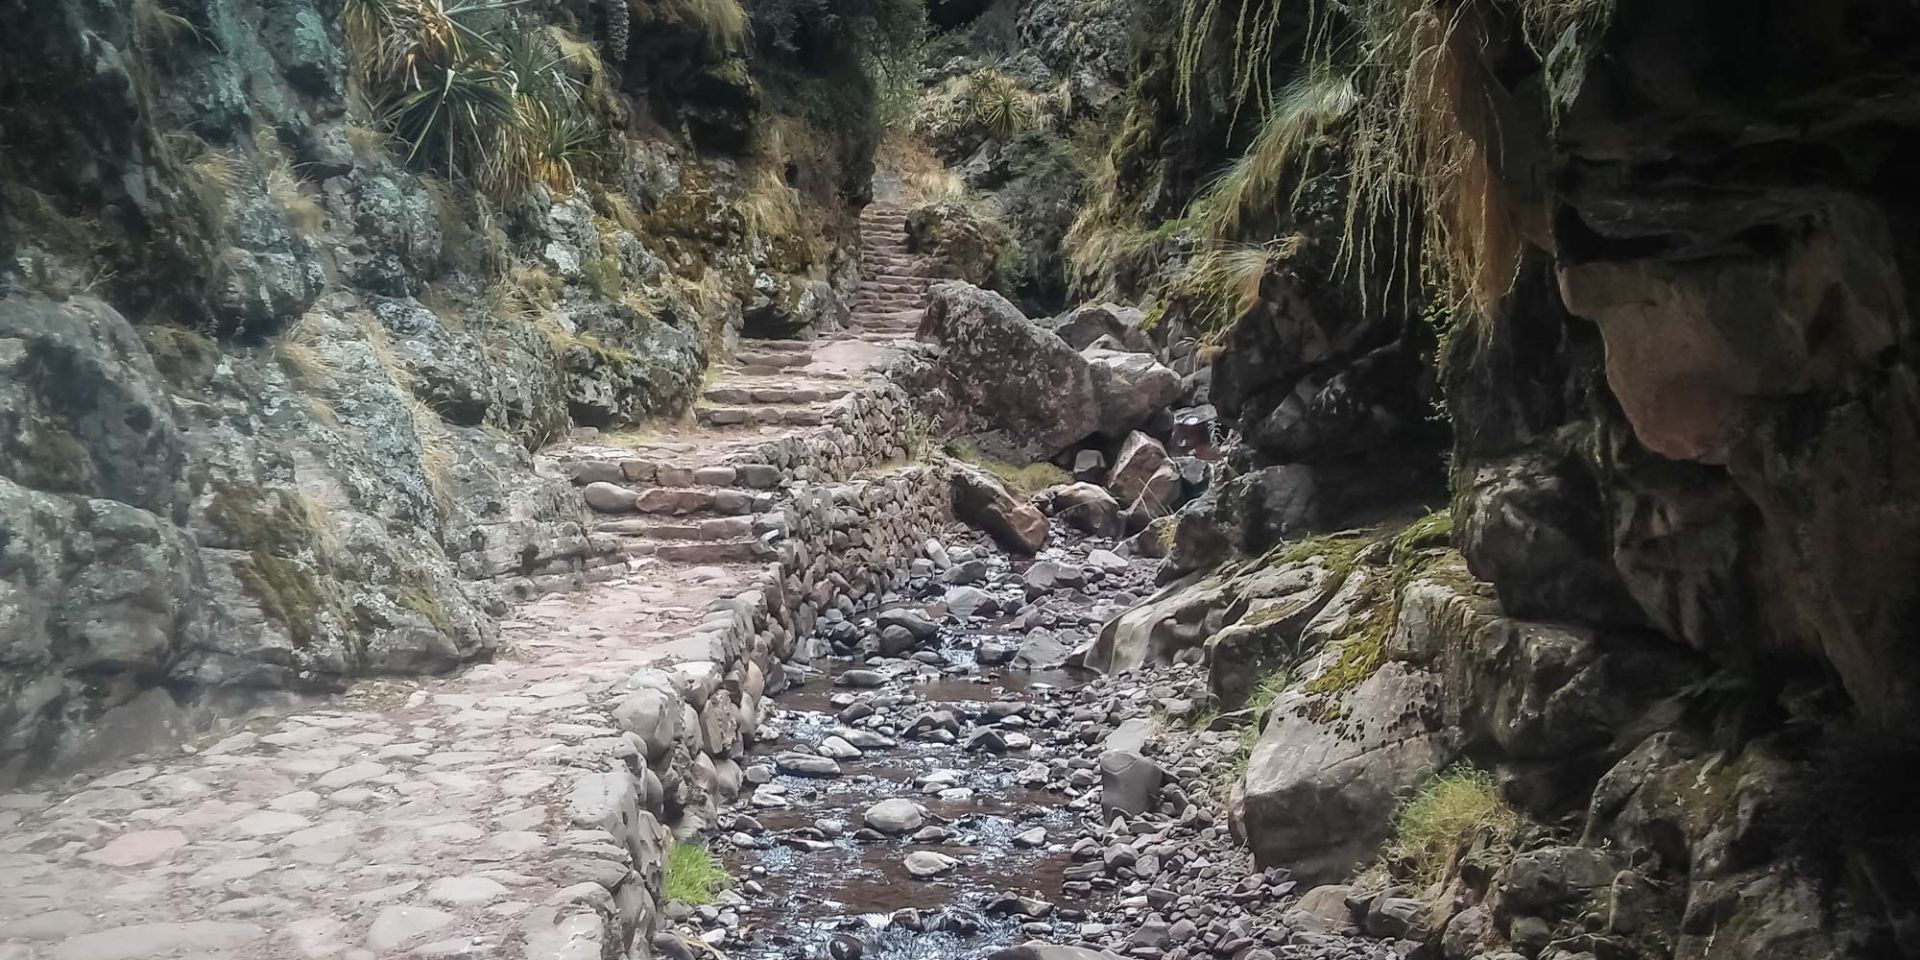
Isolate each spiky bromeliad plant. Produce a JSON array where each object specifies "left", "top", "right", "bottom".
[{"left": 344, "top": 0, "right": 605, "bottom": 196}]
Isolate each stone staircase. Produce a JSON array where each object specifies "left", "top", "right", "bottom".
[
  {"left": 846, "top": 201, "right": 936, "bottom": 342},
  {"left": 533, "top": 209, "right": 944, "bottom": 581}
]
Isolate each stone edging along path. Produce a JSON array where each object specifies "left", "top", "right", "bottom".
[{"left": 0, "top": 205, "right": 953, "bottom": 960}]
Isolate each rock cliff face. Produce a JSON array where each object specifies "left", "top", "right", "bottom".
[
  {"left": 1073, "top": 0, "right": 1920, "bottom": 956},
  {"left": 0, "top": 0, "right": 888, "bottom": 781}
]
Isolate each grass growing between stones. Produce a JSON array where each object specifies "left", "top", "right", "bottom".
[
  {"left": 946, "top": 441, "right": 1070, "bottom": 496},
  {"left": 1209, "top": 722, "right": 1263, "bottom": 806},
  {"left": 1389, "top": 765, "right": 1518, "bottom": 888},
  {"left": 1245, "top": 669, "right": 1290, "bottom": 716},
  {"left": 664, "top": 843, "right": 729, "bottom": 905}
]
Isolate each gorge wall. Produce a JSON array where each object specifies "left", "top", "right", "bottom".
[
  {"left": 1045, "top": 0, "right": 1920, "bottom": 958},
  {"left": 0, "top": 0, "right": 908, "bottom": 781},
  {"left": 3, "top": 0, "right": 1920, "bottom": 957}
]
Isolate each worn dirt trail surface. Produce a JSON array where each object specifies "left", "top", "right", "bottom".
[{"left": 0, "top": 206, "right": 941, "bottom": 960}]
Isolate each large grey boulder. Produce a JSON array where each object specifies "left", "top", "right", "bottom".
[
  {"left": 988, "top": 945, "right": 1128, "bottom": 960},
  {"left": 1086, "top": 350, "right": 1183, "bottom": 439},
  {"left": 1236, "top": 658, "right": 1447, "bottom": 884},
  {"left": 1013, "top": 630, "right": 1072, "bottom": 670},
  {"left": 1106, "top": 432, "right": 1170, "bottom": 504},
  {"left": 950, "top": 463, "right": 1049, "bottom": 554},
  {"left": 742, "top": 277, "right": 847, "bottom": 339},
  {"left": 919, "top": 284, "right": 1181, "bottom": 459},
  {"left": 906, "top": 202, "right": 1010, "bottom": 287},
  {"left": 863, "top": 798, "right": 926, "bottom": 835},
  {"left": 920, "top": 282, "right": 1100, "bottom": 459},
  {"left": 1082, "top": 572, "right": 1231, "bottom": 674},
  {"left": 904, "top": 850, "right": 959, "bottom": 879},
  {"left": 1042, "top": 482, "right": 1123, "bottom": 538},
  {"left": 1046, "top": 303, "right": 1153, "bottom": 352},
  {"left": 613, "top": 688, "right": 682, "bottom": 763}
]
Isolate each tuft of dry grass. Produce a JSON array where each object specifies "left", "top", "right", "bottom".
[
  {"left": 1156, "top": 237, "right": 1300, "bottom": 342},
  {"left": 276, "top": 313, "right": 336, "bottom": 386},
  {"left": 1186, "top": 72, "right": 1357, "bottom": 242},
  {"left": 877, "top": 132, "right": 963, "bottom": 202},
  {"left": 637, "top": 0, "right": 749, "bottom": 53},
  {"left": 267, "top": 165, "right": 326, "bottom": 236},
  {"left": 1389, "top": 764, "right": 1519, "bottom": 888},
  {"left": 487, "top": 261, "right": 564, "bottom": 323},
  {"left": 1148, "top": 0, "right": 1560, "bottom": 328},
  {"left": 405, "top": 394, "right": 458, "bottom": 510}
]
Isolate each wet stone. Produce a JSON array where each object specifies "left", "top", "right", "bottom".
[{"left": 904, "top": 850, "right": 959, "bottom": 879}]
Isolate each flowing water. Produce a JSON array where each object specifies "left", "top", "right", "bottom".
[{"left": 706, "top": 533, "right": 1157, "bottom": 960}]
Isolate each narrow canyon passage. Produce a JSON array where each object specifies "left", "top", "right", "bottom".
[{"left": 6, "top": 0, "right": 1920, "bottom": 957}]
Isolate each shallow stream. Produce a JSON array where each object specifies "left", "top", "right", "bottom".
[{"left": 703, "top": 533, "right": 1157, "bottom": 960}]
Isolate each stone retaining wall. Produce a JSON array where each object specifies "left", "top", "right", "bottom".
[{"left": 541, "top": 463, "right": 953, "bottom": 958}]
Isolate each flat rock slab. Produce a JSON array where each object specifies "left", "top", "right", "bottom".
[{"left": 50, "top": 921, "right": 262, "bottom": 960}]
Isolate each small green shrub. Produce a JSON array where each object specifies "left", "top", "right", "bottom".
[
  {"left": 664, "top": 843, "right": 729, "bottom": 905},
  {"left": 1390, "top": 765, "right": 1519, "bottom": 887}
]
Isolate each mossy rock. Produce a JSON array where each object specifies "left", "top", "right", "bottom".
[{"left": 204, "top": 484, "right": 355, "bottom": 649}]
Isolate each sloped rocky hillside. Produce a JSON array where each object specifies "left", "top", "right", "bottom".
[{"left": 0, "top": 0, "right": 906, "bottom": 780}]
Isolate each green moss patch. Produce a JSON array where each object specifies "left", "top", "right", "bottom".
[{"left": 205, "top": 485, "right": 353, "bottom": 648}]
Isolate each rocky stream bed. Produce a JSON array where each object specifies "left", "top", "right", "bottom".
[{"left": 653, "top": 532, "right": 1399, "bottom": 960}]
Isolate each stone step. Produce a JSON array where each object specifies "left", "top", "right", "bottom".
[
  {"left": 739, "top": 339, "right": 813, "bottom": 353},
  {"left": 626, "top": 486, "right": 776, "bottom": 516},
  {"left": 625, "top": 537, "right": 775, "bottom": 564},
  {"left": 697, "top": 404, "right": 828, "bottom": 427},
  {"left": 596, "top": 514, "right": 759, "bottom": 542},
  {"left": 732, "top": 351, "right": 811, "bottom": 370},
  {"left": 645, "top": 462, "right": 783, "bottom": 489},
  {"left": 704, "top": 384, "right": 851, "bottom": 405}
]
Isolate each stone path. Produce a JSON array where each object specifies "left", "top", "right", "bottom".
[
  {"left": 0, "top": 211, "right": 951, "bottom": 960},
  {"left": 845, "top": 201, "right": 935, "bottom": 343}
]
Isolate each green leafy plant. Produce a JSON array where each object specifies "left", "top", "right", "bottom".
[
  {"left": 343, "top": 0, "right": 606, "bottom": 197},
  {"left": 664, "top": 843, "right": 730, "bottom": 905}
]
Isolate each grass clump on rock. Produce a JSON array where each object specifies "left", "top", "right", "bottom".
[
  {"left": 664, "top": 843, "right": 729, "bottom": 905},
  {"left": 1389, "top": 764, "right": 1519, "bottom": 887},
  {"left": 946, "top": 441, "right": 1070, "bottom": 496}
]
